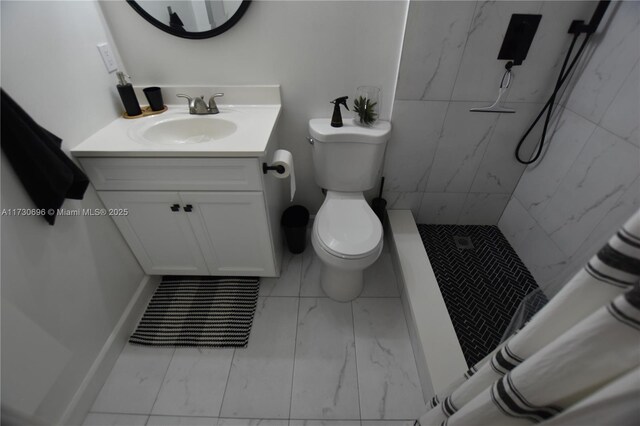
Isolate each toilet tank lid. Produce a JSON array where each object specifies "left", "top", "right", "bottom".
[{"left": 309, "top": 118, "right": 391, "bottom": 144}]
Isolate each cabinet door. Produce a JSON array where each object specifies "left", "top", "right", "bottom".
[
  {"left": 181, "top": 192, "right": 276, "bottom": 276},
  {"left": 99, "top": 191, "right": 209, "bottom": 275}
]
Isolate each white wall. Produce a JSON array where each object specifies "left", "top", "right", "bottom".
[
  {"left": 1, "top": 1, "right": 144, "bottom": 423},
  {"left": 498, "top": 0, "right": 640, "bottom": 296},
  {"left": 99, "top": 0, "right": 408, "bottom": 213},
  {"left": 384, "top": 0, "right": 599, "bottom": 224}
]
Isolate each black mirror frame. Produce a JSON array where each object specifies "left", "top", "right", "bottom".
[{"left": 126, "top": 0, "right": 251, "bottom": 40}]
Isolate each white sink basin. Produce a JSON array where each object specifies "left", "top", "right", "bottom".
[{"left": 133, "top": 116, "right": 238, "bottom": 145}]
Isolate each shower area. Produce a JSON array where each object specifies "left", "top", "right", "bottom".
[{"left": 383, "top": 0, "right": 639, "bottom": 392}]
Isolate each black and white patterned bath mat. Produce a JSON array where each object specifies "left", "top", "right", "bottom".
[
  {"left": 417, "top": 225, "right": 545, "bottom": 367},
  {"left": 130, "top": 276, "right": 259, "bottom": 347}
]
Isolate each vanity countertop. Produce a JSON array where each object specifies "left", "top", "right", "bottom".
[{"left": 71, "top": 104, "right": 281, "bottom": 158}]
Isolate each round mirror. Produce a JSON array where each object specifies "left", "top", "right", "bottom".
[{"left": 127, "top": 0, "right": 251, "bottom": 39}]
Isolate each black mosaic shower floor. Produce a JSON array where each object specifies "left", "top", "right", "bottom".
[{"left": 417, "top": 224, "right": 546, "bottom": 367}]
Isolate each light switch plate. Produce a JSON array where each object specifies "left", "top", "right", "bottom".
[{"left": 97, "top": 42, "right": 117, "bottom": 73}]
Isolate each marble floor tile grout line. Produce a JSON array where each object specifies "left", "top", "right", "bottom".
[
  {"left": 217, "top": 348, "right": 236, "bottom": 419},
  {"left": 87, "top": 411, "right": 419, "bottom": 421},
  {"left": 259, "top": 295, "right": 401, "bottom": 299},
  {"left": 350, "top": 300, "right": 363, "bottom": 422},
  {"left": 297, "top": 250, "right": 303, "bottom": 298},
  {"left": 287, "top": 297, "right": 302, "bottom": 419},
  {"left": 87, "top": 411, "right": 153, "bottom": 417},
  {"left": 148, "top": 347, "right": 176, "bottom": 416}
]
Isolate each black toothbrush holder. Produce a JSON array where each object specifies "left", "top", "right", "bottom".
[{"left": 143, "top": 87, "right": 164, "bottom": 111}]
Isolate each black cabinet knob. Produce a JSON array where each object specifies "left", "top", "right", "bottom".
[
  {"left": 183, "top": 204, "right": 193, "bottom": 212},
  {"left": 170, "top": 204, "right": 180, "bottom": 212}
]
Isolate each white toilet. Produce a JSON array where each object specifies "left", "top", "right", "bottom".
[{"left": 308, "top": 118, "right": 392, "bottom": 302}]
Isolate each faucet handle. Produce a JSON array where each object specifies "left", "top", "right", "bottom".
[
  {"left": 176, "top": 94, "right": 194, "bottom": 111},
  {"left": 208, "top": 93, "right": 224, "bottom": 114}
]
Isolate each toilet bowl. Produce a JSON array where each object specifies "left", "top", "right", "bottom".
[
  {"left": 311, "top": 191, "right": 383, "bottom": 301},
  {"left": 308, "top": 117, "right": 391, "bottom": 302}
]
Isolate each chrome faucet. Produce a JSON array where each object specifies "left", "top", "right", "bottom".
[{"left": 176, "top": 93, "right": 224, "bottom": 114}]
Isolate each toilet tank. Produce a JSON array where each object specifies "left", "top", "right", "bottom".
[{"left": 309, "top": 118, "right": 391, "bottom": 192}]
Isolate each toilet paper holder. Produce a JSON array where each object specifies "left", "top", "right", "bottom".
[{"left": 262, "top": 163, "right": 285, "bottom": 174}]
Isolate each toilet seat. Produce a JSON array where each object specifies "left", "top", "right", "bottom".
[{"left": 314, "top": 191, "right": 383, "bottom": 260}]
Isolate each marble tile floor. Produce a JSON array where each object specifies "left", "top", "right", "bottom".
[{"left": 84, "top": 246, "right": 429, "bottom": 426}]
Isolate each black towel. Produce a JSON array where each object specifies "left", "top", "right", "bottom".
[{"left": 1, "top": 89, "right": 89, "bottom": 225}]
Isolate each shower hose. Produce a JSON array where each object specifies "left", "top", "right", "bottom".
[{"left": 515, "top": 31, "right": 592, "bottom": 164}]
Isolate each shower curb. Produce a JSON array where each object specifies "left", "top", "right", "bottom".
[{"left": 386, "top": 210, "right": 467, "bottom": 400}]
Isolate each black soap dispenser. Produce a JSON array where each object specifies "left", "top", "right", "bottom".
[
  {"left": 330, "top": 96, "right": 349, "bottom": 127},
  {"left": 116, "top": 71, "right": 142, "bottom": 116}
]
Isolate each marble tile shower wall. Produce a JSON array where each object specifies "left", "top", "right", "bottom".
[
  {"left": 498, "top": 0, "right": 640, "bottom": 296},
  {"left": 383, "top": 0, "right": 597, "bottom": 224}
]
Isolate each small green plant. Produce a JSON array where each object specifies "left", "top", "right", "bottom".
[{"left": 353, "top": 95, "right": 378, "bottom": 126}]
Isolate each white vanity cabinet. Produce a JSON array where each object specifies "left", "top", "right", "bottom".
[
  {"left": 80, "top": 157, "right": 280, "bottom": 277},
  {"left": 99, "top": 190, "right": 210, "bottom": 275}
]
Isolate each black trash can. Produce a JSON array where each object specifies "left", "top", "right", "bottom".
[{"left": 281, "top": 205, "right": 309, "bottom": 254}]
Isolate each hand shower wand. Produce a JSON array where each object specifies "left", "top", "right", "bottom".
[{"left": 515, "top": 0, "right": 611, "bottom": 165}]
